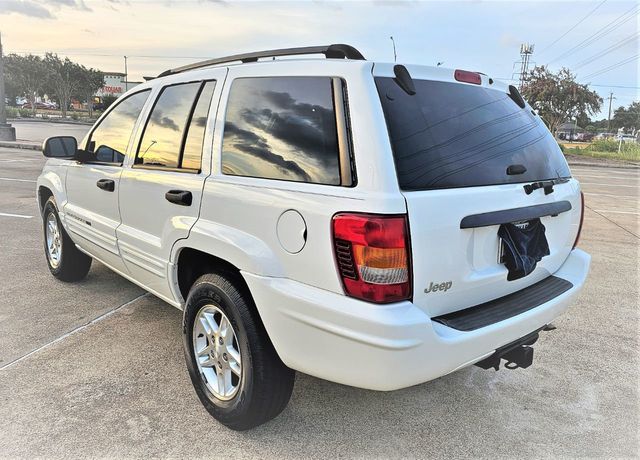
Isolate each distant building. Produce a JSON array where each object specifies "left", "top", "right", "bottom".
[
  {"left": 94, "top": 72, "right": 142, "bottom": 102},
  {"left": 556, "top": 122, "right": 584, "bottom": 141}
]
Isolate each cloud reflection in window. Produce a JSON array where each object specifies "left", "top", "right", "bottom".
[{"left": 222, "top": 77, "right": 340, "bottom": 185}]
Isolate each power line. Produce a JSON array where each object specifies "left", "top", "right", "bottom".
[
  {"left": 547, "top": 3, "right": 640, "bottom": 65},
  {"left": 573, "top": 32, "right": 640, "bottom": 70},
  {"left": 582, "top": 54, "right": 640, "bottom": 80},
  {"left": 538, "top": 0, "right": 607, "bottom": 54}
]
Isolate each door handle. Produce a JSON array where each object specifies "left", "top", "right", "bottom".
[
  {"left": 165, "top": 190, "right": 192, "bottom": 206},
  {"left": 96, "top": 179, "right": 115, "bottom": 192}
]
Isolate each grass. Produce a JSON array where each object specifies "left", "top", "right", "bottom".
[
  {"left": 6, "top": 106, "right": 102, "bottom": 122},
  {"left": 563, "top": 139, "right": 640, "bottom": 163}
]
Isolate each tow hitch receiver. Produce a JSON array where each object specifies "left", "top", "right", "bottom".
[{"left": 475, "top": 327, "right": 547, "bottom": 371}]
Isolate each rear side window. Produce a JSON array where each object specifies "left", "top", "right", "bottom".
[
  {"left": 86, "top": 90, "right": 150, "bottom": 163},
  {"left": 137, "top": 81, "right": 216, "bottom": 171},
  {"left": 375, "top": 78, "right": 571, "bottom": 190},
  {"left": 221, "top": 77, "right": 341, "bottom": 185}
]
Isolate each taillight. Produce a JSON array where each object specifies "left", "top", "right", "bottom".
[
  {"left": 454, "top": 69, "right": 482, "bottom": 85},
  {"left": 573, "top": 191, "right": 585, "bottom": 249},
  {"left": 332, "top": 213, "right": 412, "bottom": 303}
]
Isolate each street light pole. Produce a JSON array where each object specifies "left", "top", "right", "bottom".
[
  {"left": 0, "top": 31, "right": 16, "bottom": 141},
  {"left": 124, "top": 55, "right": 128, "bottom": 92},
  {"left": 390, "top": 36, "right": 397, "bottom": 63}
]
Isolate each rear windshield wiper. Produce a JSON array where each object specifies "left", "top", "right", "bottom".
[{"left": 523, "top": 178, "right": 569, "bottom": 195}]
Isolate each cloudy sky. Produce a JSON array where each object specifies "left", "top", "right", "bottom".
[{"left": 1, "top": 0, "right": 638, "bottom": 118}]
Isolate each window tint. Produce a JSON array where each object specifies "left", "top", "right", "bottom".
[
  {"left": 182, "top": 81, "right": 216, "bottom": 170},
  {"left": 87, "top": 90, "right": 150, "bottom": 163},
  {"left": 137, "top": 82, "right": 201, "bottom": 169},
  {"left": 375, "top": 78, "right": 571, "bottom": 190},
  {"left": 222, "top": 77, "right": 341, "bottom": 185}
]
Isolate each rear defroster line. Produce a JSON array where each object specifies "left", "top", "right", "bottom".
[{"left": 0, "top": 293, "right": 149, "bottom": 371}]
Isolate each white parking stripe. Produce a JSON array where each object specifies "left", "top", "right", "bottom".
[
  {"left": 0, "top": 177, "right": 37, "bottom": 183},
  {"left": 575, "top": 174, "right": 640, "bottom": 181},
  {"left": 0, "top": 293, "right": 149, "bottom": 371},
  {"left": 584, "top": 193, "right": 639, "bottom": 199},
  {"left": 593, "top": 209, "right": 640, "bottom": 215},
  {"left": 0, "top": 212, "right": 33, "bottom": 219},
  {"left": 0, "top": 158, "right": 40, "bottom": 163},
  {"left": 579, "top": 182, "right": 639, "bottom": 188}
]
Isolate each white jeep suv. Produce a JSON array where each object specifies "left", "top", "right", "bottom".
[{"left": 37, "top": 44, "right": 590, "bottom": 430}]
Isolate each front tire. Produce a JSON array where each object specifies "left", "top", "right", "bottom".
[
  {"left": 42, "top": 197, "right": 92, "bottom": 282},
  {"left": 183, "top": 273, "right": 295, "bottom": 430}
]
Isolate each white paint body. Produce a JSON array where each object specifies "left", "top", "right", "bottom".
[{"left": 37, "top": 58, "right": 591, "bottom": 390}]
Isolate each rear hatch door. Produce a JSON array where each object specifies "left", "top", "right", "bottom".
[{"left": 374, "top": 65, "right": 582, "bottom": 317}]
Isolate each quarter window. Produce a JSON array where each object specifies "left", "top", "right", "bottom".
[
  {"left": 86, "top": 90, "right": 150, "bottom": 163},
  {"left": 221, "top": 77, "right": 341, "bottom": 185}
]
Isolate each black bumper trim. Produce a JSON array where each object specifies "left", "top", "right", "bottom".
[{"left": 432, "top": 276, "right": 573, "bottom": 331}]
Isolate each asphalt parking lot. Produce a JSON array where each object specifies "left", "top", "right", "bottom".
[{"left": 0, "top": 146, "right": 638, "bottom": 458}]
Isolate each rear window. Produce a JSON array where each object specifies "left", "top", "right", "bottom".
[{"left": 375, "top": 78, "right": 571, "bottom": 190}]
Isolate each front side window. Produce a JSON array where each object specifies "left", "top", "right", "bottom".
[
  {"left": 86, "top": 90, "right": 150, "bottom": 163},
  {"left": 221, "top": 77, "right": 341, "bottom": 185}
]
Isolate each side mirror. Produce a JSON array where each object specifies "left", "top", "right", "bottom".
[{"left": 42, "top": 136, "right": 78, "bottom": 159}]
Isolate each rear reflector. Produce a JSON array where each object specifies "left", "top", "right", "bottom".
[
  {"left": 333, "top": 213, "right": 412, "bottom": 303},
  {"left": 454, "top": 69, "right": 482, "bottom": 85},
  {"left": 573, "top": 191, "right": 585, "bottom": 249}
]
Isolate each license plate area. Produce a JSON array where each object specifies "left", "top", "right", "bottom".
[{"left": 497, "top": 219, "right": 550, "bottom": 280}]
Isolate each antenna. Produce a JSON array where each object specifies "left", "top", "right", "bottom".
[
  {"left": 390, "top": 36, "right": 397, "bottom": 62},
  {"left": 513, "top": 43, "right": 535, "bottom": 90}
]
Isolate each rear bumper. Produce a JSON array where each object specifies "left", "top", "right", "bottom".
[{"left": 243, "top": 248, "right": 590, "bottom": 391}]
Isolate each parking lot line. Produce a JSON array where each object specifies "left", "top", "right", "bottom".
[
  {"left": 593, "top": 209, "right": 639, "bottom": 215},
  {"left": 0, "top": 177, "right": 37, "bottom": 183},
  {"left": 575, "top": 173, "right": 640, "bottom": 180},
  {"left": 0, "top": 212, "right": 33, "bottom": 219},
  {"left": 0, "top": 293, "right": 149, "bottom": 372},
  {"left": 583, "top": 193, "right": 638, "bottom": 199},
  {"left": 579, "top": 182, "right": 639, "bottom": 188}
]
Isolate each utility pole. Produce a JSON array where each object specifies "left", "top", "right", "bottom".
[
  {"left": 389, "top": 36, "right": 397, "bottom": 63},
  {"left": 513, "top": 43, "right": 535, "bottom": 90},
  {"left": 606, "top": 92, "right": 616, "bottom": 132},
  {"left": 124, "top": 55, "right": 128, "bottom": 92},
  {"left": 0, "top": 31, "right": 16, "bottom": 141}
]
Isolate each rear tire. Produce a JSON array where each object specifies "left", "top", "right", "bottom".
[
  {"left": 183, "top": 272, "right": 295, "bottom": 430},
  {"left": 42, "top": 197, "right": 92, "bottom": 282}
]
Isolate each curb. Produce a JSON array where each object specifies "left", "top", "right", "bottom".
[
  {"left": 567, "top": 160, "right": 639, "bottom": 171},
  {"left": 8, "top": 118, "right": 94, "bottom": 126},
  {"left": 0, "top": 141, "right": 41, "bottom": 151}
]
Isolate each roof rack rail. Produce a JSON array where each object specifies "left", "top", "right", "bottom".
[{"left": 157, "top": 44, "right": 365, "bottom": 78}]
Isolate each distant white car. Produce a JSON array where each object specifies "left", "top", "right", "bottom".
[
  {"left": 36, "top": 44, "right": 590, "bottom": 430},
  {"left": 617, "top": 134, "right": 637, "bottom": 143}
]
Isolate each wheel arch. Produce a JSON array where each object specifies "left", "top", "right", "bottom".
[
  {"left": 169, "top": 219, "right": 284, "bottom": 305},
  {"left": 36, "top": 168, "right": 68, "bottom": 214},
  {"left": 173, "top": 247, "right": 247, "bottom": 302}
]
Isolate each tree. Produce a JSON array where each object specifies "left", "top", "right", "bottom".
[
  {"left": 75, "top": 66, "right": 103, "bottom": 118},
  {"left": 521, "top": 66, "right": 602, "bottom": 135},
  {"left": 44, "top": 53, "right": 83, "bottom": 118},
  {"left": 101, "top": 94, "right": 117, "bottom": 111},
  {"left": 612, "top": 102, "right": 640, "bottom": 133},
  {"left": 4, "top": 54, "right": 48, "bottom": 115}
]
